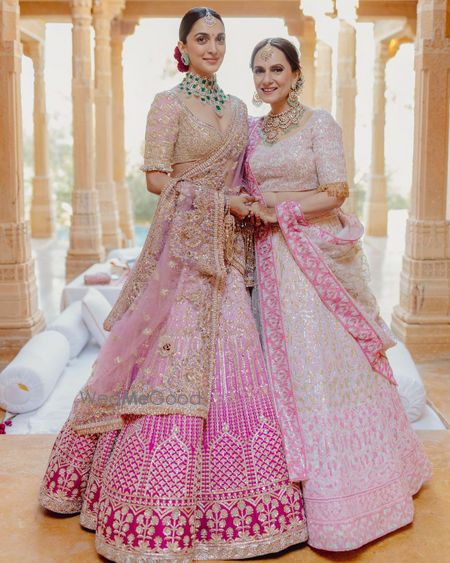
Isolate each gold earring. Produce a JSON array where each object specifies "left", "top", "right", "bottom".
[
  {"left": 287, "top": 86, "right": 299, "bottom": 107},
  {"left": 252, "top": 91, "right": 263, "bottom": 107}
]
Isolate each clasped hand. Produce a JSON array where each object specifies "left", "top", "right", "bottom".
[{"left": 228, "top": 194, "right": 277, "bottom": 225}]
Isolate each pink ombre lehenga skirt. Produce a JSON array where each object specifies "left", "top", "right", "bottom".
[{"left": 39, "top": 266, "right": 307, "bottom": 562}]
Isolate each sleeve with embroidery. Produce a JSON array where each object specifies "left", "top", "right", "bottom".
[
  {"left": 140, "top": 92, "right": 180, "bottom": 174},
  {"left": 312, "top": 110, "right": 349, "bottom": 198}
]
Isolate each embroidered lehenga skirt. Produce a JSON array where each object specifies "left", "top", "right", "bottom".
[
  {"left": 39, "top": 266, "right": 307, "bottom": 561},
  {"left": 266, "top": 212, "right": 432, "bottom": 551}
]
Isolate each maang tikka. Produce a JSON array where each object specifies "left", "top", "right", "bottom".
[
  {"left": 203, "top": 9, "right": 216, "bottom": 27},
  {"left": 260, "top": 40, "right": 274, "bottom": 61}
]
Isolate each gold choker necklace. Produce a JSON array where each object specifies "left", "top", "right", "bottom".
[
  {"left": 261, "top": 103, "right": 306, "bottom": 144},
  {"left": 179, "top": 72, "right": 228, "bottom": 116}
]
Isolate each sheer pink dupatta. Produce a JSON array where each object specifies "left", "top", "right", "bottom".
[{"left": 68, "top": 95, "right": 248, "bottom": 435}]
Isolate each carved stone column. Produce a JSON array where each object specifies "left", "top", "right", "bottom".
[
  {"left": 284, "top": 15, "right": 315, "bottom": 106},
  {"left": 93, "top": 0, "right": 124, "bottom": 251},
  {"left": 365, "top": 41, "right": 389, "bottom": 236},
  {"left": 23, "top": 40, "right": 54, "bottom": 239},
  {"left": 335, "top": 19, "right": 357, "bottom": 214},
  {"left": 0, "top": 0, "right": 45, "bottom": 360},
  {"left": 391, "top": 0, "right": 450, "bottom": 359},
  {"left": 314, "top": 39, "right": 332, "bottom": 111},
  {"left": 111, "top": 19, "right": 136, "bottom": 247},
  {"left": 66, "top": 0, "right": 104, "bottom": 281}
]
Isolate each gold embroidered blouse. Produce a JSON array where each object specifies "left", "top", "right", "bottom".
[{"left": 140, "top": 89, "right": 239, "bottom": 174}]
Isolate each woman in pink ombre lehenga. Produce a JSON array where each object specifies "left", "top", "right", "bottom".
[
  {"left": 244, "top": 37, "right": 431, "bottom": 551},
  {"left": 39, "top": 14, "right": 308, "bottom": 562}
]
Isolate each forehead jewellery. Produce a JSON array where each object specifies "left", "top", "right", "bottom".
[
  {"left": 203, "top": 9, "right": 216, "bottom": 27},
  {"left": 260, "top": 40, "right": 274, "bottom": 61}
]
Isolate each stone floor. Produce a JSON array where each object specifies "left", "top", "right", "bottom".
[{"left": 0, "top": 431, "right": 448, "bottom": 562}]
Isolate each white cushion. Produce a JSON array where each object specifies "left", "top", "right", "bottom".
[
  {"left": 49, "top": 300, "right": 90, "bottom": 358},
  {"left": 387, "top": 341, "right": 427, "bottom": 423},
  {"left": 0, "top": 330, "right": 70, "bottom": 413},
  {"left": 107, "top": 247, "right": 142, "bottom": 262},
  {"left": 81, "top": 288, "right": 111, "bottom": 346}
]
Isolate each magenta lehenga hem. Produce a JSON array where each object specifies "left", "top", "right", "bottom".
[
  {"left": 96, "top": 523, "right": 305, "bottom": 562},
  {"left": 39, "top": 268, "right": 308, "bottom": 561}
]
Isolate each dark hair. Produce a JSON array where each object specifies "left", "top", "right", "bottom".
[
  {"left": 250, "top": 37, "right": 304, "bottom": 89},
  {"left": 179, "top": 7, "right": 224, "bottom": 43}
]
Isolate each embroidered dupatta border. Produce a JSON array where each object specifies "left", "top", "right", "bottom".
[
  {"left": 276, "top": 201, "right": 395, "bottom": 383},
  {"left": 245, "top": 119, "right": 308, "bottom": 481}
]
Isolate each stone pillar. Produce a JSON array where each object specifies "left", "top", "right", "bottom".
[
  {"left": 335, "top": 19, "right": 357, "bottom": 214},
  {"left": 25, "top": 40, "right": 54, "bottom": 239},
  {"left": 365, "top": 41, "right": 389, "bottom": 236},
  {"left": 284, "top": 15, "right": 315, "bottom": 107},
  {"left": 299, "top": 17, "right": 316, "bottom": 107},
  {"left": 314, "top": 40, "right": 332, "bottom": 111},
  {"left": 66, "top": 0, "right": 104, "bottom": 281},
  {"left": 111, "top": 19, "right": 136, "bottom": 247},
  {"left": 391, "top": 0, "right": 450, "bottom": 359},
  {"left": 93, "top": 0, "right": 123, "bottom": 251},
  {"left": 0, "top": 0, "right": 45, "bottom": 360}
]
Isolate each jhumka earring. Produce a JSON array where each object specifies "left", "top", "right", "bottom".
[
  {"left": 252, "top": 91, "right": 263, "bottom": 107},
  {"left": 287, "top": 85, "right": 300, "bottom": 107},
  {"left": 181, "top": 52, "right": 190, "bottom": 66}
]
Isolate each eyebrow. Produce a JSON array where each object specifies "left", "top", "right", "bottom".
[
  {"left": 194, "top": 32, "right": 226, "bottom": 38},
  {"left": 253, "top": 64, "right": 285, "bottom": 70}
]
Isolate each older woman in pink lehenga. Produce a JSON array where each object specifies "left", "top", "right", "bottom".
[
  {"left": 244, "top": 37, "right": 431, "bottom": 551},
  {"left": 39, "top": 15, "right": 308, "bottom": 561}
]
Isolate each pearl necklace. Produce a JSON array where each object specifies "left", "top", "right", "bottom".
[
  {"left": 178, "top": 71, "right": 228, "bottom": 116},
  {"left": 261, "top": 103, "right": 306, "bottom": 144}
]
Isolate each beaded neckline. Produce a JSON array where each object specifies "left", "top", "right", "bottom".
[{"left": 178, "top": 71, "right": 228, "bottom": 117}]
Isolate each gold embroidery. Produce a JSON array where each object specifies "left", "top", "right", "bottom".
[
  {"left": 317, "top": 181, "right": 349, "bottom": 198},
  {"left": 73, "top": 96, "right": 248, "bottom": 433},
  {"left": 157, "top": 335, "right": 176, "bottom": 357}
]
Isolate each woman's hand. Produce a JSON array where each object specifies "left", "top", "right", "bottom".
[
  {"left": 228, "top": 194, "right": 256, "bottom": 221},
  {"left": 145, "top": 171, "right": 170, "bottom": 195},
  {"left": 262, "top": 192, "right": 277, "bottom": 208},
  {"left": 250, "top": 202, "right": 278, "bottom": 225}
]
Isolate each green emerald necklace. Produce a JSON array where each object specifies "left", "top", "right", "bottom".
[{"left": 178, "top": 71, "right": 228, "bottom": 117}]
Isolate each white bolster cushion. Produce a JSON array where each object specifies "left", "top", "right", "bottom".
[
  {"left": 387, "top": 341, "right": 427, "bottom": 423},
  {"left": 0, "top": 330, "right": 70, "bottom": 414},
  {"left": 81, "top": 288, "right": 111, "bottom": 346},
  {"left": 49, "top": 300, "right": 90, "bottom": 358}
]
